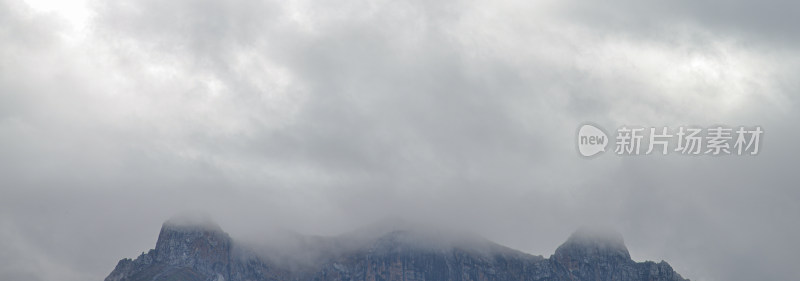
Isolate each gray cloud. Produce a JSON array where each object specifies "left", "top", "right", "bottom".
[
  {"left": 0, "top": 0, "right": 798, "bottom": 281},
  {"left": 554, "top": 0, "right": 800, "bottom": 47}
]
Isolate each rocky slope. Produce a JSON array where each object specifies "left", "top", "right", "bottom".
[{"left": 105, "top": 220, "right": 689, "bottom": 281}]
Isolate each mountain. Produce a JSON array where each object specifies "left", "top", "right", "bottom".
[{"left": 104, "top": 220, "right": 689, "bottom": 281}]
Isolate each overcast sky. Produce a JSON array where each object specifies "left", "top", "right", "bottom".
[{"left": 1, "top": 0, "right": 799, "bottom": 280}]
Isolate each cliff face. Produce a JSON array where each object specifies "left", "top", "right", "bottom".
[
  {"left": 549, "top": 229, "right": 685, "bottom": 281},
  {"left": 104, "top": 222, "right": 689, "bottom": 281},
  {"left": 104, "top": 220, "right": 290, "bottom": 281},
  {"left": 106, "top": 222, "right": 226, "bottom": 281}
]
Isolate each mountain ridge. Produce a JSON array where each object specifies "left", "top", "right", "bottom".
[{"left": 105, "top": 220, "right": 689, "bottom": 281}]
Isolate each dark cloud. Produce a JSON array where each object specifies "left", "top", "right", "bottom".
[{"left": 555, "top": 0, "right": 800, "bottom": 47}]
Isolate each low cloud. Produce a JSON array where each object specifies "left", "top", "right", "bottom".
[{"left": 0, "top": 0, "right": 798, "bottom": 281}]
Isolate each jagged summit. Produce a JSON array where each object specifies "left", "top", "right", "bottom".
[
  {"left": 106, "top": 219, "right": 689, "bottom": 281},
  {"left": 555, "top": 227, "right": 631, "bottom": 260},
  {"left": 155, "top": 215, "right": 231, "bottom": 265},
  {"left": 105, "top": 217, "right": 234, "bottom": 281},
  {"left": 547, "top": 227, "right": 687, "bottom": 281}
]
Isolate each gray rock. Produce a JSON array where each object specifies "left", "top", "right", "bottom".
[{"left": 105, "top": 221, "right": 689, "bottom": 281}]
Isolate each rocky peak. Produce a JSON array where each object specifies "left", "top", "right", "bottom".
[
  {"left": 104, "top": 218, "right": 234, "bottom": 281},
  {"left": 154, "top": 218, "right": 232, "bottom": 267},
  {"left": 554, "top": 227, "right": 631, "bottom": 261},
  {"left": 548, "top": 228, "right": 686, "bottom": 281},
  {"left": 107, "top": 220, "right": 689, "bottom": 281}
]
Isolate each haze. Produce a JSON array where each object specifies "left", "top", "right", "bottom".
[{"left": 1, "top": 0, "right": 798, "bottom": 281}]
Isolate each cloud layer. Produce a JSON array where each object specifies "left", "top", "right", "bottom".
[{"left": 1, "top": 0, "right": 798, "bottom": 280}]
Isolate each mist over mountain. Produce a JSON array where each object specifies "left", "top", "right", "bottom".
[{"left": 105, "top": 219, "right": 688, "bottom": 281}]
